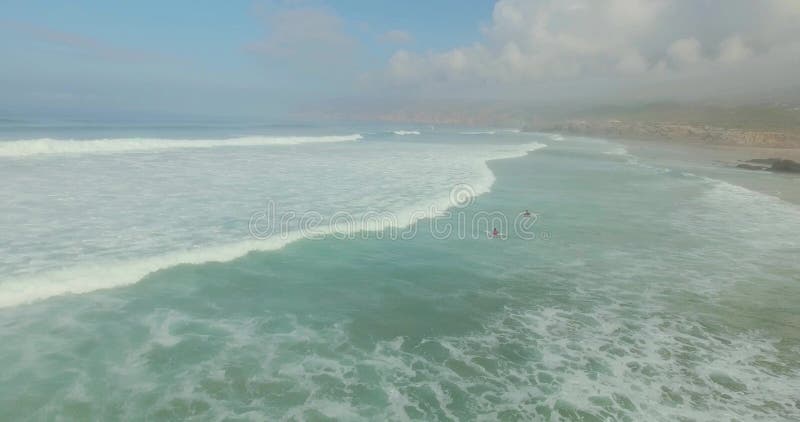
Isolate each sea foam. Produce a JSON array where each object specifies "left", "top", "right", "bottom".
[
  {"left": 0, "top": 134, "right": 363, "bottom": 157},
  {"left": 0, "top": 235, "right": 301, "bottom": 308},
  {"left": 0, "top": 141, "right": 546, "bottom": 307}
]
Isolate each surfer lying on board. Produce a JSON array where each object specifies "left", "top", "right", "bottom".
[{"left": 489, "top": 228, "right": 508, "bottom": 239}]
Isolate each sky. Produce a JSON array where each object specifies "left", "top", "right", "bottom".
[{"left": 1, "top": 0, "right": 800, "bottom": 120}]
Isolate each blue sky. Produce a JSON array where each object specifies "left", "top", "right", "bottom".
[
  {"left": 2, "top": 1, "right": 799, "bottom": 120},
  {"left": 0, "top": 0, "right": 493, "bottom": 119}
]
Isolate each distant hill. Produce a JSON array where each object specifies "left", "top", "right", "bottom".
[
  {"left": 552, "top": 103, "right": 800, "bottom": 134},
  {"left": 525, "top": 103, "right": 800, "bottom": 148}
]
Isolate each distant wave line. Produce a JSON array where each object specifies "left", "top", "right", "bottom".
[
  {"left": 0, "top": 134, "right": 363, "bottom": 157},
  {"left": 459, "top": 131, "right": 497, "bottom": 135}
]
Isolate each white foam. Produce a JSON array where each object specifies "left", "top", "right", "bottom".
[
  {"left": 0, "top": 134, "right": 363, "bottom": 157},
  {"left": 0, "top": 141, "right": 546, "bottom": 308},
  {"left": 459, "top": 130, "right": 496, "bottom": 135},
  {"left": 0, "top": 234, "right": 301, "bottom": 308},
  {"left": 604, "top": 142, "right": 672, "bottom": 174},
  {"left": 677, "top": 177, "right": 800, "bottom": 252},
  {"left": 603, "top": 146, "right": 629, "bottom": 156},
  {"left": 392, "top": 130, "right": 420, "bottom": 136},
  {"left": 122, "top": 302, "right": 796, "bottom": 420},
  {"left": 339, "top": 304, "right": 800, "bottom": 420}
]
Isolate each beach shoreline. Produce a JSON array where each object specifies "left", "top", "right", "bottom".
[{"left": 605, "top": 135, "right": 800, "bottom": 205}]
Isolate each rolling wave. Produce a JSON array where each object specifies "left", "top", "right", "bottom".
[
  {"left": 0, "top": 235, "right": 299, "bottom": 308},
  {"left": 0, "top": 134, "right": 363, "bottom": 157},
  {"left": 0, "top": 142, "right": 547, "bottom": 307},
  {"left": 392, "top": 130, "right": 420, "bottom": 136}
]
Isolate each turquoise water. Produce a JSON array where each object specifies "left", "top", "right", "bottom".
[{"left": 1, "top": 128, "right": 799, "bottom": 420}]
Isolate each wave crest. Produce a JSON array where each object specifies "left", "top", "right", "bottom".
[
  {"left": 0, "top": 134, "right": 363, "bottom": 157},
  {"left": 0, "top": 142, "right": 546, "bottom": 307}
]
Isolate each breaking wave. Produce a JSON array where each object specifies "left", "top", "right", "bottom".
[
  {"left": 0, "top": 142, "right": 547, "bottom": 307},
  {"left": 0, "top": 134, "right": 363, "bottom": 157}
]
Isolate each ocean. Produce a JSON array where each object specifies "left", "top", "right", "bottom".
[{"left": 1, "top": 123, "right": 799, "bottom": 420}]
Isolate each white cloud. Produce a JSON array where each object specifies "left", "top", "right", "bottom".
[
  {"left": 718, "top": 36, "right": 752, "bottom": 63},
  {"left": 379, "top": 30, "right": 413, "bottom": 44},
  {"left": 606, "top": 0, "right": 665, "bottom": 29},
  {"left": 381, "top": 0, "right": 800, "bottom": 100},
  {"left": 2, "top": 20, "right": 168, "bottom": 63},
  {"left": 667, "top": 38, "right": 703, "bottom": 66},
  {"left": 768, "top": 0, "right": 800, "bottom": 16},
  {"left": 385, "top": 0, "right": 674, "bottom": 88},
  {"left": 617, "top": 50, "right": 649, "bottom": 74},
  {"left": 248, "top": 6, "right": 356, "bottom": 63},
  {"left": 244, "top": 2, "right": 364, "bottom": 97},
  {"left": 388, "top": 50, "right": 422, "bottom": 81}
]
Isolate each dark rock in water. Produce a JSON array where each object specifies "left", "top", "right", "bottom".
[
  {"left": 737, "top": 158, "right": 800, "bottom": 173},
  {"left": 769, "top": 159, "right": 800, "bottom": 173},
  {"left": 746, "top": 158, "right": 781, "bottom": 165},
  {"left": 736, "top": 163, "right": 767, "bottom": 171}
]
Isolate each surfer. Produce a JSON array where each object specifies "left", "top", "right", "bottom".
[
  {"left": 492, "top": 228, "right": 499, "bottom": 238},
  {"left": 523, "top": 209, "right": 532, "bottom": 217}
]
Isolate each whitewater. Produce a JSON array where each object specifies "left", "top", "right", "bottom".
[
  {"left": 0, "top": 134, "right": 363, "bottom": 157},
  {"left": 0, "top": 132, "right": 544, "bottom": 306},
  {"left": 1, "top": 127, "right": 799, "bottom": 421}
]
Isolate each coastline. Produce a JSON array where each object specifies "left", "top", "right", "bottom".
[{"left": 606, "top": 135, "right": 800, "bottom": 205}]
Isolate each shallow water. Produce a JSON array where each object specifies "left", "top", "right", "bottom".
[{"left": 1, "top": 128, "right": 799, "bottom": 420}]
